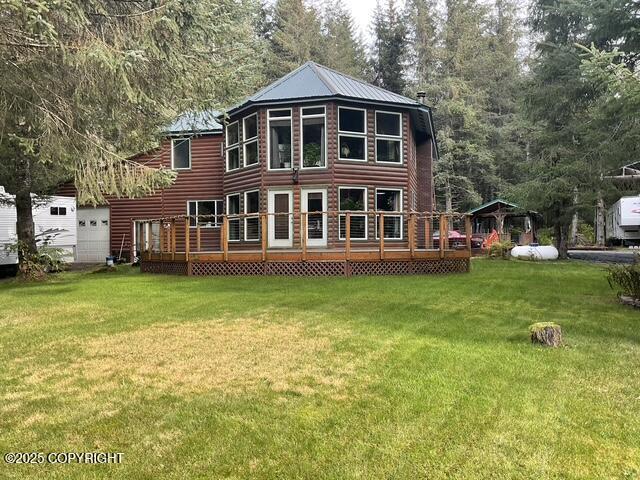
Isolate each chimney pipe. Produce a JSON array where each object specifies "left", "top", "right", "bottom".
[{"left": 416, "top": 91, "right": 426, "bottom": 104}]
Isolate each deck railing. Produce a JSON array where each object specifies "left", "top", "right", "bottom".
[{"left": 135, "top": 211, "right": 472, "bottom": 264}]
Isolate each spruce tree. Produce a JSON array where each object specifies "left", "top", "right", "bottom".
[
  {"left": 322, "top": 0, "right": 369, "bottom": 79},
  {"left": 371, "top": 0, "right": 408, "bottom": 94}
]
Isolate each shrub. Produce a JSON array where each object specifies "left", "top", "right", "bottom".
[
  {"left": 607, "top": 260, "right": 640, "bottom": 300},
  {"left": 488, "top": 241, "right": 513, "bottom": 259},
  {"left": 537, "top": 228, "right": 553, "bottom": 246}
]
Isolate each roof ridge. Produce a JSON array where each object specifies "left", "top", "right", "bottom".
[
  {"left": 307, "top": 61, "right": 339, "bottom": 95},
  {"left": 309, "top": 61, "right": 420, "bottom": 105}
]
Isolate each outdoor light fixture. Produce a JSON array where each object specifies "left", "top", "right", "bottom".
[{"left": 292, "top": 167, "right": 299, "bottom": 184}]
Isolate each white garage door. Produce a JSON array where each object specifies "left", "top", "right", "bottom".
[{"left": 76, "top": 207, "right": 110, "bottom": 262}]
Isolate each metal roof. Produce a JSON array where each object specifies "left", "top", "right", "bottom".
[
  {"left": 468, "top": 199, "right": 521, "bottom": 215},
  {"left": 228, "top": 61, "right": 430, "bottom": 113},
  {"left": 166, "top": 110, "right": 222, "bottom": 135}
]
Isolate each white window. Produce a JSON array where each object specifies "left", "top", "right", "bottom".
[
  {"left": 50, "top": 206, "right": 67, "bottom": 216},
  {"left": 376, "top": 188, "right": 403, "bottom": 239},
  {"left": 338, "top": 187, "right": 367, "bottom": 240},
  {"left": 244, "top": 190, "right": 260, "bottom": 241},
  {"left": 171, "top": 138, "right": 191, "bottom": 170},
  {"left": 188, "top": 200, "right": 223, "bottom": 228},
  {"left": 375, "top": 111, "right": 402, "bottom": 164},
  {"left": 243, "top": 114, "right": 259, "bottom": 167},
  {"left": 338, "top": 107, "right": 367, "bottom": 162},
  {"left": 226, "top": 193, "right": 241, "bottom": 241},
  {"left": 301, "top": 106, "right": 326, "bottom": 168},
  {"left": 226, "top": 122, "right": 240, "bottom": 171},
  {"left": 268, "top": 109, "right": 293, "bottom": 170}
]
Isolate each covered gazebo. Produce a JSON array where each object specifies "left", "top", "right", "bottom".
[{"left": 468, "top": 199, "right": 539, "bottom": 245}]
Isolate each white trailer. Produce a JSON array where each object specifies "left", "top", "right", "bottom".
[
  {"left": 606, "top": 196, "right": 640, "bottom": 246},
  {"left": 0, "top": 186, "right": 77, "bottom": 266}
]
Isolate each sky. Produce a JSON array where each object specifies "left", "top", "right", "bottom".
[{"left": 342, "top": 0, "right": 380, "bottom": 39}]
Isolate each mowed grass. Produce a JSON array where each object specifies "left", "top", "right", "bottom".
[{"left": 0, "top": 260, "right": 639, "bottom": 479}]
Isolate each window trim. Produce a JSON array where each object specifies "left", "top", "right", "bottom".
[
  {"left": 337, "top": 106, "right": 368, "bottom": 162},
  {"left": 267, "top": 108, "right": 293, "bottom": 171},
  {"left": 375, "top": 187, "right": 403, "bottom": 240},
  {"left": 300, "top": 105, "right": 327, "bottom": 170},
  {"left": 338, "top": 185, "right": 368, "bottom": 241},
  {"left": 226, "top": 193, "right": 242, "bottom": 242},
  {"left": 171, "top": 137, "right": 192, "bottom": 170},
  {"left": 243, "top": 113, "right": 259, "bottom": 168},
  {"left": 374, "top": 110, "right": 403, "bottom": 165},
  {"left": 187, "top": 199, "right": 223, "bottom": 229},
  {"left": 243, "top": 189, "right": 260, "bottom": 242},
  {"left": 50, "top": 206, "right": 67, "bottom": 216},
  {"left": 225, "top": 121, "right": 241, "bottom": 172}
]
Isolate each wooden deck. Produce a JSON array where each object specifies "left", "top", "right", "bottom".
[{"left": 137, "top": 211, "right": 472, "bottom": 276}]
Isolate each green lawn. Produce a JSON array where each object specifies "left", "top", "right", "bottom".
[{"left": 1, "top": 260, "right": 639, "bottom": 479}]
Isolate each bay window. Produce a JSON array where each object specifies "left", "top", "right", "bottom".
[
  {"left": 226, "top": 193, "right": 241, "bottom": 241},
  {"left": 375, "top": 111, "right": 402, "bottom": 164},
  {"left": 301, "top": 106, "right": 326, "bottom": 168},
  {"left": 244, "top": 190, "right": 260, "bottom": 241},
  {"left": 376, "top": 189, "right": 403, "bottom": 239},
  {"left": 338, "top": 187, "right": 367, "bottom": 240},
  {"left": 268, "top": 109, "right": 292, "bottom": 170},
  {"left": 338, "top": 107, "right": 366, "bottom": 161},
  {"left": 243, "top": 114, "right": 259, "bottom": 167},
  {"left": 226, "top": 122, "right": 240, "bottom": 171}
]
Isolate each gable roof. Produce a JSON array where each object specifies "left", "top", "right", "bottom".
[
  {"left": 468, "top": 199, "right": 521, "bottom": 215},
  {"left": 166, "top": 110, "right": 222, "bottom": 135}
]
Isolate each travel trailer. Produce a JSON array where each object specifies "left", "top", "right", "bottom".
[{"left": 606, "top": 196, "right": 640, "bottom": 246}]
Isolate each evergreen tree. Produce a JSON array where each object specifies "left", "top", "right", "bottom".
[
  {"left": 0, "top": 0, "right": 263, "bottom": 271},
  {"left": 371, "top": 0, "right": 408, "bottom": 94},
  {"left": 322, "top": 0, "right": 369, "bottom": 79},
  {"left": 264, "top": 0, "right": 325, "bottom": 81}
]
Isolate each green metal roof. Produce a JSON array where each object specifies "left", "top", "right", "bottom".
[{"left": 468, "top": 199, "right": 520, "bottom": 215}]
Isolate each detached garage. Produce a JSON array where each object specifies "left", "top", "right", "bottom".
[{"left": 76, "top": 207, "right": 110, "bottom": 262}]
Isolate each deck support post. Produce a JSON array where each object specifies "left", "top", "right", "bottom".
[
  {"left": 196, "top": 223, "right": 201, "bottom": 252},
  {"left": 222, "top": 216, "right": 228, "bottom": 262},
  {"left": 465, "top": 215, "right": 472, "bottom": 254},
  {"left": 425, "top": 215, "right": 431, "bottom": 250},
  {"left": 345, "top": 212, "right": 351, "bottom": 261},
  {"left": 146, "top": 221, "right": 152, "bottom": 256},
  {"left": 439, "top": 214, "right": 446, "bottom": 259},
  {"left": 159, "top": 219, "right": 164, "bottom": 257},
  {"left": 261, "top": 214, "right": 267, "bottom": 262},
  {"left": 185, "top": 217, "right": 190, "bottom": 261},
  {"left": 379, "top": 213, "right": 385, "bottom": 260},
  {"left": 301, "top": 212, "right": 307, "bottom": 261},
  {"left": 409, "top": 213, "right": 415, "bottom": 259}
]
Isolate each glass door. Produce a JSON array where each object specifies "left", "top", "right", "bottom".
[
  {"left": 301, "top": 189, "right": 327, "bottom": 247},
  {"left": 268, "top": 190, "right": 293, "bottom": 247}
]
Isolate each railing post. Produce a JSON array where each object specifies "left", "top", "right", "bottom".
[
  {"left": 222, "top": 216, "right": 229, "bottom": 261},
  {"left": 261, "top": 213, "right": 267, "bottom": 261},
  {"left": 379, "top": 213, "right": 385, "bottom": 260},
  {"left": 465, "top": 215, "right": 472, "bottom": 254},
  {"left": 146, "top": 221, "right": 152, "bottom": 255},
  {"left": 439, "top": 214, "right": 446, "bottom": 259},
  {"left": 171, "top": 219, "right": 176, "bottom": 260},
  {"left": 185, "top": 217, "right": 190, "bottom": 261},
  {"left": 345, "top": 212, "right": 351, "bottom": 261},
  {"left": 409, "top": 213, "right": 415, "bottom": 259},
  {"left": 301, "top": 212, "right": 307, "bottom": 261},
  {"left": 196, "top": 222, "right": 201, "bottom": 252},
  {"left": 424, "top": 214, "right": 430, "bottom": 250},
  {"left": 159, "top": 219, "right": 164, "bottom": 256}
]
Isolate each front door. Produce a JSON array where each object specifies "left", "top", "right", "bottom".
[
  {"left": 268, "top": 190, "right": 293, "bottom": 247},
  {"left": 301, "top": 188, "right": 327, "bottom": 247}
]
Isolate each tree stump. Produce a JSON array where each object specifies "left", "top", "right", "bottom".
[{"left": 529, "top": 322, "right": 563, "bottom": 347}]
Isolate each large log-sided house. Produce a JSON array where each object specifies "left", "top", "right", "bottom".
[{"left": 70, "top": 62, "right": 471, "bottom": 275}]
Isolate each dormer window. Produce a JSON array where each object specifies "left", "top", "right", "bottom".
[
  {"left": 171, "top": 138, "right": 191, "bottom": 170},
  {"left": 268, "top": 109, "right": 292, "bottom": 170},
  {"left": 338, "top": 107, "right": 366, "bottom": 162},
  {"left": 226, "top": 122, "right": 240, "bottom": 171},
  {"left": 375, "top": 111, "right": 402, "bottom": 164}
]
